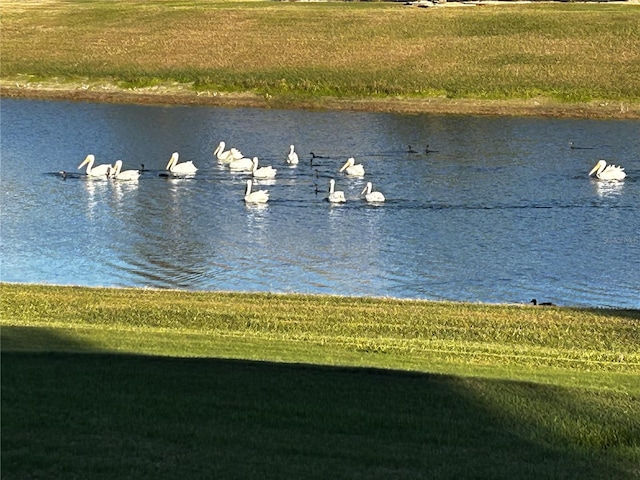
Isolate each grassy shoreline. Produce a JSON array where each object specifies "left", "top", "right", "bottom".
[
  {"left": 3, "top": 80, "right": 640, "bottom": 118},
  {"left": 2, "top": 1, "right": 640, "bottom": 118},
  {"left": 3, "top": 283, "right": 639, "bottom": 387},
  {"left": 2, "top": 283, "right": 640, "bottom": 479}
]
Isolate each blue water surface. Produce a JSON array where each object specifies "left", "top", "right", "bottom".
[{"left": 1, "top": 99, "right": 638, "bottom": 308}]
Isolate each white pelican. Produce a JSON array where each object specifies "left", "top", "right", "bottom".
[
  {"left": 244, "top": 179, "right": 269, "bottom": 204},
  {"left": 214, "top": 141, "right": 243, "bottom": 164},
  {"left": 166, "top": 152, "right": 197, "bottom": 175},
  {"left": 589, "top": 160, "right": 626, "bottom": 181},
  {"left": 78, "top": 154, "right": 112, "bottom": 178},
  {"left": 228, "top": 156, "right": 254, "bottom": 172},
  {"left": 339, "top": 157, "right": 365, "bottom": 177},
  {"left": 328, "top": 179, "right": 346, "bottom": 203},
  {"left": 109, "top": 160, "right": 140, "bottom": 181},
  {"left": 252, "top": 157, "right": 277, "bottom": 179},
  {"left": 361, "top": 182, "right": 385, "bottom": 203},
  {"left": 287, "top": 145, "right": 299, "bottom": 165}
]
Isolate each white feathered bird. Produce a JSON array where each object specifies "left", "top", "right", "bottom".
[
  {"left": 252, "top": 157, "right": 277, "bottom": 179},
  {"left": 339, "top": 157, "right": 365, "bottom": 177},
  {"left": 214, "top": 141, "right": 243, "bottom": 164},
  {"left": 166, "top": 152, "right": 197, "bottom": 175},
  {"left": 328, "top": 179, "right": 346, "bottom": 203},
  {"left": 228, "top": 156, "right": 254, "bottom": 172},
  {"left": 109, "top": 160, "right": 140, "bottom": 181},
  {"left": 589, "top": 160, "right": 626, "bottom": 181},
  {"left": 78, "top": 154, "right": 112, "bottom": 178},
  {"left": 244, "top": 179, "right": 269, "bottom": 204},
  {"left": 361, "top": 182, "right": 385, "bottom": 203},
  {"left": 287, "top": 145, "right": 299, "bottom": 165}
]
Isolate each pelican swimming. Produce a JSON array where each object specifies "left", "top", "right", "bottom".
[
  {"left": 361, "top": 182, "right": 385, "bottom": 203},
  {"left": 228, "top": 156, "right": 254, "bottom": 172},
  {"left": 252, "top": 157, "right": 277, "bottom": 179},
  {"left": 339, "top": 157, "right": 365, "bottom": 177},
  {"left": 109, "top": 160, "right": 140, "bottom": 181},
  {"left": 287, "top": 145, "right": 299, "bottom": 165},
  {"left": 328, "top": 179, "right": 346, "bottom": 203},
  {"left": 78, "top": 154, "right": 112, "bottom": 178},
  {"left": 244, "top": 179, "right": 269, "bottom": 204},
  {"left": 588, "top": 160, "right": 626, "bottom": 181},
  {"left": 214, "top": 141, "right": 243, "bottom": 164},
  {"left": 166, "top": 152, "right": 198, "bottom": 175}
]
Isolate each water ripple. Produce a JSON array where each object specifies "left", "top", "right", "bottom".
[{"left": 1, "top": 100, "right": 638, "bottom": 308}]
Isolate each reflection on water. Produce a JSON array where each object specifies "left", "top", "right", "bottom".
[
  {"left": 1, "top": 99, "right": 639, "bottom": 308},
  {"left": 592, "top": 179, "right": 625, "bottom": 198}
]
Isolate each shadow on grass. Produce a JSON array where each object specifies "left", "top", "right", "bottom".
[
  {"left": 0, "top": 325, "right": 105, "bottom": 353},
  {"left": 2, "top": 347, "right": 637, "bottom": 479}
]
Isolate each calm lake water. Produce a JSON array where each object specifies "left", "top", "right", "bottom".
[{"left": 1, "top": 99, "right": 638, "bottom": 308}]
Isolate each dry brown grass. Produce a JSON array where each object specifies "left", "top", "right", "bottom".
[{"left": 1, "top": 0, "right": 639, "bottom": 116}]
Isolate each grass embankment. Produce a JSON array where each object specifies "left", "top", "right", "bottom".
[
  {"left": 1, "top": 1, "right": 640, "bottom": 117},
  {"left": 2, "top": 283, "right": 639, "bottom": 479}
]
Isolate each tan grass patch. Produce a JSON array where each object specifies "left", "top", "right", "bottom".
[{"left": 1, "top": 1, "right": 639, "bottom": 108}]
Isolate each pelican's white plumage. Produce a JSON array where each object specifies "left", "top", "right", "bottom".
[
  {"left": 328, "top": 179, "right": 346, "bottom": 203},
  {"left": 589, "top": 159, "right": 626, "bottom": 181},
  {"left": 361, "top": 182, "right": 385, "bottom": 203},
  {"left": 252, "top": 157, "right": 277, "bottom": 179},
  {"left": 110, "top": 160, "right": 140, "bottom": 181},
  {"left": 166, "top": 152, "right": 198, "bottom": 175},
  {"left": 244, "top": 179, "right": 269, "bottom": 204},
  {"left": 228, "top": 156, "right": 254, "bottom": 172},
  {"left": 78, "top": 154, "right": 112, "bottom": 178},
  {"left": 287, "top": 145, "right": 299, "bottom": 165},
  {"left": 339, "top": 157, "right": 365, "bottom": 177},
  {"left": 214, "top": 141, "right": 243, "bottom": 164}
]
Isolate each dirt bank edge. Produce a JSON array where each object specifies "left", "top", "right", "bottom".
[{"left": 2, "top": 82, "right": 639, "bottom": 119}]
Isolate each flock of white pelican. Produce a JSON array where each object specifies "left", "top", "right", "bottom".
[
  {"left": 76, "top": 148, "right": 627, "bottom": 205},
  {"left": 75, "top": 141, "right": 389, "bottom": 205},
  {"left": 211, "top": 141, "right": 386, "bottom": 204}
]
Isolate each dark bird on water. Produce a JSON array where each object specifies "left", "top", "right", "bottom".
[
  {"left": 310, "top": 152, "right": 329, "bottom": 167},
  {"left": 409, "top": 144, "right": 439, "bottom": 154},
  {"left": 569, "top": 142, "right": 594, "bottom": 150},
  {"left": 531, "top": 299, "right": 555, "bottom": 306},
  {"left": 425, "top": 144, "right": 439, "bottom": 154}
]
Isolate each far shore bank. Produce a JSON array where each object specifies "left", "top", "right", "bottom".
[
  {"left": 3, "top": 82, "right": 639, "bottom": 119},
  {"left": 3, "top": 2, "right": 639, "bottom": 119}
]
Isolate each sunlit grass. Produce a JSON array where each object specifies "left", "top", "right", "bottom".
[
  {"left": 2, "top": 283, "right": 638, "bottom": 387},
  {"left": 1, "top": 283, "right": 639, "bottom": 479},
  {"left": 1, "top": 1, "right": 639, "bottom": 104}
]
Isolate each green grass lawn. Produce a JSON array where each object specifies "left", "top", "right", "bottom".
[
  {"left": 2, "top": 2, "right": 639, "bottom": 476},
  {"left": 2, "top": 283, "right": 639, "bottom": 479},
  {"left": 2, "top": 0, "right": 640, "bottom": 110}
]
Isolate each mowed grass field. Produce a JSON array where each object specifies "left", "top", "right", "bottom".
[
  {"left": 1, "top": 0, "right": 640, "bottom": 115},
  {"left": 1, "top": 283, "right": 639, "bottom": 479},
  {"left": 2, "top": 2, "right": 640, "bottom": 477}
]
